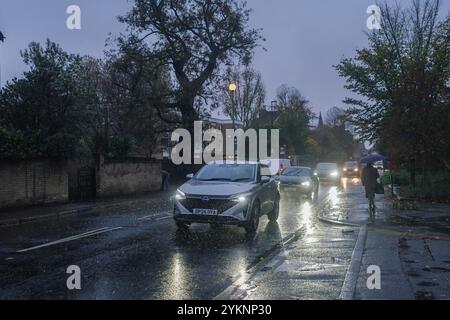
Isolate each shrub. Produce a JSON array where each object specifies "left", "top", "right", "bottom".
[{"left": 381, "top": 170, "right": 410, "bottom": 186}]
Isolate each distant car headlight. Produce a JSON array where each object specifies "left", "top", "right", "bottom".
[
  {"left": 175, "top": 189, "right": 186, "bottom": 200},
  {"left": 314, "top": 171, "right": 318, "bottom": 176},
  {"left": 354, "top": 168, "right": 359, "bottom": 172},
  {"left": 330, "top": 171, "right": 339, "bottom": 177},
  {"left": 301, "top": 181, "right": 311, "bottom": 187},
  {"left": 343, "top": 168, "right": 348, "bottom": 172}
]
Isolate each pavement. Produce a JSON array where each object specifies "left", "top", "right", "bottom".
[
  {"left": 320, "top": 178, "right": 450, "bottom": 300},
  {"left": 0, "top": 178, "right": 449, "bottom": 300}
]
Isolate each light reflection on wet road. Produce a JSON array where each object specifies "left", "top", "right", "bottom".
[{"left": 0, "top": 182, "right": 343, "bottom": 299}]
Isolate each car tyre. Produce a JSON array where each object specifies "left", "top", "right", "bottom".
[
  {"left": 245, "top": 201, "right": 260, "bottom": 238},
  {"left": 268, "top": 196, "right": 280, "bottom": 222}
]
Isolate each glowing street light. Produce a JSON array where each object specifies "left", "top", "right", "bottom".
[{"left": 228, "top": 83, "right": 237, "bottom": 92}]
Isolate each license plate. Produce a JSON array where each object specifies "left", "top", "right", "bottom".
[
  {"left": 284, "top": 187, "right": 297, "bottom": 192},
  {"left": 193, "top": 208, "right": 219, "bottom": 215}
]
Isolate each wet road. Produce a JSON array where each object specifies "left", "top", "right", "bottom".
[{"left": 0, "top": 183, "right": 339, "bottom": 299}]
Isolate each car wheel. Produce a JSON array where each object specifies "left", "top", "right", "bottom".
[
  {"left": 268, "top": 195, "right": 280, "bottom": 222},
  {"left": 245, "top": 201, "right": 260, "bottom": 238}
]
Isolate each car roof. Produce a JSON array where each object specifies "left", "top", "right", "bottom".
[{"left": 286, "top": 166, "right": 311, "bottom": 170}]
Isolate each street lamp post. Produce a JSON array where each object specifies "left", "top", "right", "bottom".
[{"left": 228, "top": 83, "right": 237, "bottom": 130}]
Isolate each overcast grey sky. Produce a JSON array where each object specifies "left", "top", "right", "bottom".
[{"left": 0, "top": 0, "right": 449, "bottom": 118}]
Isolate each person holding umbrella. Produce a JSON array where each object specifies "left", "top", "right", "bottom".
[{"left": 360, "top": 154, "right": 387, "bottom": 219}]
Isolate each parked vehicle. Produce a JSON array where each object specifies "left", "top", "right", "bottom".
[
  {"left": 314, "top": 162, "right": 341, "bottom": 185},
  {"left": 174, "top": 161, "right": 280, "bottom": 237},
  {"left": 276, "top": 167, "right": 319, "bottom": 198},
  {"left": 342, "top": 161, "right": 359, "bottom": 178}
]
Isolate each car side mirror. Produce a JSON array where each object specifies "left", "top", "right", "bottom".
[
  {"left": 261, "top": 176, "right": 270, "bottom": 184},
  {"left": 186, "top": 173, "right": 194, "bottom": 179}
]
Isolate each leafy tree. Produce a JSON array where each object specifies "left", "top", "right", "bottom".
[
  {"left": 0, "top": 40, "right": 89, "bottom": 160},
  {"left": 336, "top": 0, "right": 450, "bottom": 182},
  {"left": 326, "top": 107, "right": 346, "bottom": 128},
  {"left": 118, "top": 0, "right": 264, "bottom": 131},
  {"left": 102, "top": 36, "right": 173, "bottom": 158},
  {"left": 274, "top": 85, "right": 313, "bottom": 155}
]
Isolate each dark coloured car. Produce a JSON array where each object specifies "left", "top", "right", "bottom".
[
  {"left": 343, "top": 161, "right": 359, "bottom": 178},
  {"left": 174, "top": 162, "right": 280, "bottom": 237},
  {"left": 276, "top": 167, "right": 319, "bottom": 198},
  {"left": 314, "top": 162, "right": 341, "bottom": 185}
]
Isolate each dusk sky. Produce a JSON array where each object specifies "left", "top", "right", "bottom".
[{"left": 0, "top": 0, "right": 449, "bottom": 118}]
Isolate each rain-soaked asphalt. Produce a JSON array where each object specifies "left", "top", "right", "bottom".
[{"left": 0, "top": 183, "right": 341, "bottom": 299}]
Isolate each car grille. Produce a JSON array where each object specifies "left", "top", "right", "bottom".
[{"left": 179, "top": 198, "right": 238, "bottom": 213}]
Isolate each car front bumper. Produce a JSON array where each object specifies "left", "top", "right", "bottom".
[
  {"left": 279, "top": 184, "right": 312, "bottom": 194},
  {"left": 343, "top": 170, "right": 359, "bottom": 177},
  {"left": 317, "top": 174, "right": 340, "bottom": 181},
  {"left": 173, "top": 198, "right": 250, "bottom": 225}
]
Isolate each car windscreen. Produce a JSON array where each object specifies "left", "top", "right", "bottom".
[
  {"left": 316, "top": 163, "right": 337, "bottom": 170},
  {"left": 344, "top": 162, "right": 358, "bottom": 167},
  {"left": 282, "top": 168, "right": 311, "bottom": 177},
  {"left": 195, "top": 164, "right": 255, "bottom": 182}
]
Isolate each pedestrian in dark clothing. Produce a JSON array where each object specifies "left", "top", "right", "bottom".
[
  {"left": 161, "top": 170, "right": 170, "bottom": 192},
  {"left": 361, "top": 163, "right": 379, "bottom": 217}
]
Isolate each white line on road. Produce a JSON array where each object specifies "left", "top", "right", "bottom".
[
  {"left": 155, "top": 216, "right": 172, "bottom": 221},
  {"left": 137, "top": 211, "right": 172, "bottom": 221},
  {"left": 16, "top": 227, "right": 123, "bottom": 253}
]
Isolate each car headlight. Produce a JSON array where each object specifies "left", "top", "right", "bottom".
[
  {"left": 343, "top": 168, "right": 347, "bottom": 172},
  {"left": 301, "top": 181, "right": 311, "bottom": 187},
  {"left": 231, "top": 193, "right": 251, "bottom": 203},
  {"left": 314, "top": 171, "right": 318, "bottom": 176},
  {"left": 330, "top": 171, "right": 339, "bottom": 177},
  {"left": 175, "top": 189, "right": 186, "bottom": 200},
  {"left": 354, "top": 168, "right": 359, "bottom": 172},
  {"left": 232, "top": 196, "right": 247, "bottom": 203}
]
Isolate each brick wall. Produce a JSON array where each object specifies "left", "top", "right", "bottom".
[
  {"left": 0, "top": 160, "right": 68, "bottom": 209},
  {"left": 97, "top": 160, "right": 162, "bottom": 198}
]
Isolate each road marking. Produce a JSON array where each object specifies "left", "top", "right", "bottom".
[
  {"left": 16, "top": 227, "right": 123, "bottom": 253},
  {"left": 16, "top": 210, "right": 174, "bottom": 253},
  {"left": 155, "top": 216, "right": 171, "bottom": 221},
  {"left": 137, "top": 211, "right": 172, "bottom": 221},
  {"left": 339, "top": 225, "right": 367, "bottom": 300}
]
